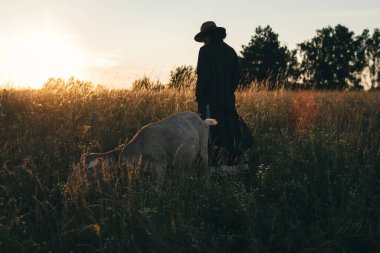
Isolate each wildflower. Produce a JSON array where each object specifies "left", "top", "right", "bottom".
[
  {"left": 93, "top": 223, "right": 101, "bottom": 237},
  {"left": 82, "top": 125, "right": 91, "bottom": 135}
]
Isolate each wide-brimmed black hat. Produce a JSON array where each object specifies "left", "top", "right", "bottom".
[{"left": 194, "top": 21, "right": 226, "bottom": 42}]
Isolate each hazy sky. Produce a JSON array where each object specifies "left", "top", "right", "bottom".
[{"left": 1, "top": 0, "right": 379, "bottom": 88}]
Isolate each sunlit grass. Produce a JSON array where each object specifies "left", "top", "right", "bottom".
[{"left": 0, "top": 85, "right": 379, "bottom": 252}]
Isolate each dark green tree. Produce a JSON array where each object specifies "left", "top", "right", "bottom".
[
  {"left": 286, "top": 49, "right": 302, "bottom": 89},
  {"left": 362, "top": 28, "right": 380, "bottom": 89},
  {"left": 240, "top": 25, "right": 298, "bottom": 88},
  {"left": 298, "top": 24, "right": 366, "bottom": 90},
  {"left": 167, "top": 65, "right": 196, "bottom": 90}
]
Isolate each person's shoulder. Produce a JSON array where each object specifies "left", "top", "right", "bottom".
[
  {"left": 222, "top": 42, "right": 238, "bottom": 57},
  {"left": 223, "top": 42, "right": 237, "bottom": 52},
  {"left": 199, "top": 44, "right": 212, "bottom": 56},
  {"left": 200, "top": 44, "right": 211, "bottom": 51}
]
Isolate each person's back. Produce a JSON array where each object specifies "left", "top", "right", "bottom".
[
  {"left": 197, "top": 41, "right": 240, "bottom": 109},
  {"left": 194, "top": 21, "right": 246, "bottom": 170}
]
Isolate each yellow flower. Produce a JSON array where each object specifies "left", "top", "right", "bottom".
[
  {"left": 82, "top": 125, "right": 91, "bottom": 135},
  {"left": 92, "top": 223, "right": 101, "bottom": 237}
]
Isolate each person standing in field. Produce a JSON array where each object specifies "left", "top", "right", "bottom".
[{"left": 194, "top": 21, "right": 248, "bottom": 174}]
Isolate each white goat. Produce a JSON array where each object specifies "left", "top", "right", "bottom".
[{"left": 83, "top": 111, "right": 217, "bottom": 183}]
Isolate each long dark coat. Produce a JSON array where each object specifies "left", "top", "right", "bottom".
[{"left": 195, "top": 41, "right": 242, "bottom": 164}]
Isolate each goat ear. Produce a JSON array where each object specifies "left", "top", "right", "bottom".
[{"left": 204, "top": 118, "right": 218, "bottom": 126}]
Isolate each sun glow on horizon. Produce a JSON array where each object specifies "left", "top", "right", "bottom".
[{"left": 0, "top": 29, "right": 86, "bottom": 89}]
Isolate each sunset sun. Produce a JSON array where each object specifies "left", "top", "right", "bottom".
[{"left": 2, "top": 30, "right": 85, "bottom": 88}]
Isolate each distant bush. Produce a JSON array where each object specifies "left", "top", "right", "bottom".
[
  {"left": 132, "top": 76, "right": 164, "bottom": 91},
  {"left": 42, "top": 76, "right": 94, "bottom": 92},
  {"left": 167, "top": 65, "right": 196, "bottom": 90}
]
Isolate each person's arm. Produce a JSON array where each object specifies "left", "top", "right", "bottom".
[
  {"left": 196, "top": 47, "right": 210, "bottom": 110},
  {"left": 231, "top": 51, "right": 241, "bottom": 94}
]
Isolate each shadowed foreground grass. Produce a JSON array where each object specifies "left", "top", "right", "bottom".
[{"left": 0, "top": 87, "right": 379, "bottom": 252}]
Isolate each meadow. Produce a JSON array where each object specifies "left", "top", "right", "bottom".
[{"left": 0, "top": 86, "right": 379, "bottom": 252}]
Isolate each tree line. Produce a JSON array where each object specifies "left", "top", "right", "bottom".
[
  {"left": 44, "top": 24, "right": 379, "bottom": 91},
  {"left": 239, "top": 24, "right": 379, "bottom": 90},
  {"left": 162, "top": 24, "right": 379, "bottom": 91}
]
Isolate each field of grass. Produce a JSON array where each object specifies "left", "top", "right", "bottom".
[{"left": 0, "top": 87, "right": 379, "bottom": 252}]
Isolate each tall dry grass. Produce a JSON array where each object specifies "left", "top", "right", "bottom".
[{"left": 0, "top": 86, "right": 379, "bottom": 252}]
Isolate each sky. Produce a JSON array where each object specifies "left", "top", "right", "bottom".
[{"left": 0, "top": 0, "right": 379, "bottom": 89}]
